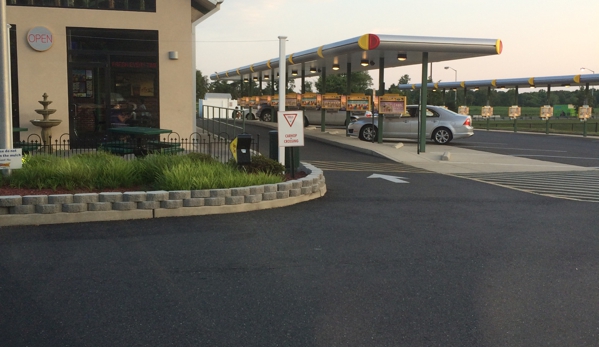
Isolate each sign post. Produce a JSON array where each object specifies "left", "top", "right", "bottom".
[
  {"left": 1, "top": 1, "right": 13, "bottom": 158},
  {"left": 277, "top": 36, "right": 286, "bottom": 165},
  {"left": 277, "top": 110, "right": 305, "bottom": 178}
]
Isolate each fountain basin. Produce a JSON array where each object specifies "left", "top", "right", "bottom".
[
  {"left": 30, "top": 119, "right": 62, "bottom": 127},
  {"left": 30, "top": 119, "right": 62, "bottom": 145}
]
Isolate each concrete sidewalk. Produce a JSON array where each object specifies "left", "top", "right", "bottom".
[{"left": 253, "top": 121, "right": 594, "bottom": 174}]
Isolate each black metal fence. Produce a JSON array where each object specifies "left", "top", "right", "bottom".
[{"left": 13, "top": 131, "right": 260, "bottom": 163}]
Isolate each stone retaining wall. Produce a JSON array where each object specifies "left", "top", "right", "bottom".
[{"left": 0, "top": 163, "right": 326, "bottom": 227}]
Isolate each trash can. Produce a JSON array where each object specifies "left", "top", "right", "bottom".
[
  {"left": 268, "top": 130, "right": 299, "bottom": 173},
  {"left": 236, "top": 134, "right": 252, "bottom": 165}
]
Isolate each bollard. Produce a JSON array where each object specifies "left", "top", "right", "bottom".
[
  {"left": 269, "top": 130, "right": 278, "bottom": 161},
  {"left": 268, "top": 130, "right": 300, "bottom": 173}
]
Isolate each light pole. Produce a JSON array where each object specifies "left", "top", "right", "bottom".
[{"left": 444, "top": 66, "right": 457, "bottom": 107}]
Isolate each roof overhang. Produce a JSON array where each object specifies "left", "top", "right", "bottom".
[
  {"left": 210, "top": 33, "right": 502, "bottom": 81},
  {"left": 191, "top": 0, "right": 223, "bottom": 22}
]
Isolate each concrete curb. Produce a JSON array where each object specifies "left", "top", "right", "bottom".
[{"left": 0, "top": 162, "right": 326, "bottom": 227}]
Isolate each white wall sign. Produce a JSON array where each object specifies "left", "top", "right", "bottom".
[
  {"left": 27, "top": 26, "right": 53, "bottom": 52},
  {"left": 277, "top": 111, "right": 305, "bottom": 147},
  {"left": 0, "top": 149, "right": 23, "bottom": 169}
]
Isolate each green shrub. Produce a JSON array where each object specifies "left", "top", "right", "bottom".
[
  {"left": 241, "top": 155, "right": 285, "bottom": 175},
  {"left": 152, "top": 160, "right": 281, "bottom": 190},
  {"left": 185, "top": 152, "right": 216, "bottom": 163},
  {"left": 3, "top": 152, "right": 284, "bottom": 192},
  {"left": 7, "top": 152, "right": 142, "bottom": 190}
]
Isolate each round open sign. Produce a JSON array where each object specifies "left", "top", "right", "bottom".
[{"left": 27, "top": 27, "right": 53, "bottom": 52}]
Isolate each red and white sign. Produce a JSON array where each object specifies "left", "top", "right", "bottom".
[
  {"left": 27, "top": 27, "right": 53, "bottom": 52},
  {"left": 277, "top": 111, "right": 305, "bottom": 147}
]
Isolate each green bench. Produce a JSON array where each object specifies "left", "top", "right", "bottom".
[
  {"left": 14, "top": 142, "right": 41, "bottom": 153},
  {"left": 147, "top": 140, "right": 184, "bottom": 155},
  {"left": 152, "top": 147, "right": 185, "bottom": 154},
  {"left": 147, "top": 140, "right": 182, "bottom": 148},
  {"left": 98, "top": 142, "right": 135, "bottom": 155}
]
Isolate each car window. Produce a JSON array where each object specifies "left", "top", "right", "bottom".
[
  {"left": 405, "top": 107, "right": 436, "bottom": 118},
  {"left": 426, "top": 109, "right": 439, "bottom": 118}
]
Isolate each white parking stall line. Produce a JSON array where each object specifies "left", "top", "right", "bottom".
[{"left": 454, "top": 170, "right": 599, "bottom": 202}]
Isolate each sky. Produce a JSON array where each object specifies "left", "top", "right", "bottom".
[{"left": 195, "top": 0, "right": 599, "bottom": 91}]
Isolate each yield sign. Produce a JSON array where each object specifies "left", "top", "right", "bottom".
[
  {"left": 284, "top": 113, "right": 298, "bottom": 127},
  {"left": 277, "top": 110, "right": 305, "bottom": 147}
]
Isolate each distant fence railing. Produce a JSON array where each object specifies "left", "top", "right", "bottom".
[
  {"left": 472, "top": 117, "right": 599, "bottom": 136},
  {"left": 13, "top": 131, "right": 260, "bottom": 163},
  {"left": 198, "top": 105, "right": 255, "bottom": 138}
]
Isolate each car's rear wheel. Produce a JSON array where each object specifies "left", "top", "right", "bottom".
[
  {"left": 261, "top": 111, "right": 272, "bottom": 122},
  {"left": 432, "top": 127, "right": 453, "bottom": 144},
  {"left": 304, "top": 116, "right": 309, "bottom": 127},
  {"left": 245, "top": 113, "right": 255, "bottom": 120},
  {"left": 359, "top": 125, "right": 377, "bottom": 141}
]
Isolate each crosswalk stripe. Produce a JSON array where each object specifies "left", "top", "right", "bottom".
[
  {"left": 454, "top": 170, "right": 599, "bottom": 202},
  {"left": 307, "top": 161, "right": 431, "bottom": 173}
]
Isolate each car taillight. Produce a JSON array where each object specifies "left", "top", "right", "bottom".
[{"left": 463, "top": 117, "right": 471, "bottom": 126}]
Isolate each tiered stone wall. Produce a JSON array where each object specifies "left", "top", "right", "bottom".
[{"left": 0, "top": 163, "right": 326, "bottom": 227}]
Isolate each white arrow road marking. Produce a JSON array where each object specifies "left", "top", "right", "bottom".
[{"left": 367, "top": 174, "right": 410, "bottom": 184}]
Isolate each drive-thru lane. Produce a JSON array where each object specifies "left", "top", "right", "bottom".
[
  {"left": 1, "top": 128, "right": 598, "bottom": 346},
  {"left": 453, "top": 130, "right": 599, "bottom": 168}
]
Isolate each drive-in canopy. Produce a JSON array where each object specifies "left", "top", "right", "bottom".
[
  {"left": 210, "top": 34, "right": 502, "bottom": 81},
  {"left": 398, "top": 74, "right": 599, "bottom": 90},
  {"left": 209, "top": 33, "right": 502, "bottom": 153}
]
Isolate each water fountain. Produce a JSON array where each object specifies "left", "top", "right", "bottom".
[{"left": 30, "top": 93, "right": 62, "bottom": 147}]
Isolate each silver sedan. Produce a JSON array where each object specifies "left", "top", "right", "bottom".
[{"left": 347, "top": 105, "right": 473, "bottom": 144}]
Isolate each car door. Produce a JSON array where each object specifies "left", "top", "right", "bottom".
[
  {"left": 408, "top": 107, "right": 440, "bottom": 139},
  {"left": 395, "top": 106, "right": 418, "bottom": 138},
  {"left": 381, "top": 114, "right": 406, "bottom": 137},
  {"left": 424, "top": 108, "right": 441, "bottom": 138}
]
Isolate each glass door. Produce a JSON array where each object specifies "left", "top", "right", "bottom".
[{"left": 68, "top": 63, "right": 109, "bottom": 147}]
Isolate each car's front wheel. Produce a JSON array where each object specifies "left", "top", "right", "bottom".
[
  {"left": 245, "top": 113, "right": 256, "bottom": 120},
  {"left": 261, "top": 111, "right": 272, "bottom": 122},
  {"left": 432, "top": 127, "right": 453, "bottom": 144},
  {"left": 359, "top": 125, "right": 378, "bottom": 141}
]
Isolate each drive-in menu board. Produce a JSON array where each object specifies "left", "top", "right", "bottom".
[
  {"left": 286, "top": 93, "right": 299, "bottom": 108},
  {"left": 238, "top": 97, "right": 249, "bottom": 107},
  {"left": 259, "top": 95, "right": 271, "bottom": 105},
  {"left": 578, "top": 105, "right": 592, "bottom": 119},
  {"left": 300, "top": 93, "right": 321, "bottom": 108},
  {"left": 378, "top": 94, "right": 406, "bottom": 115},
  {"left": 540, "top": 105, "right": 553, "bottom": 119},
  {"left": 322, "top": 94, "right": 343, "bottom": 110},
  {"left": 347, "top": 94, "right": 371, "bottom": 111},
  {"left": 481, "top": 106, "right": 492, "bottom": 117},
  {"left": 270, "top": 95, "right": 279, "bottom": 107},
  {"left": 508, "top": 106, "right": 521, "bottom": 118}
]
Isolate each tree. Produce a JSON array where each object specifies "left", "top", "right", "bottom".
[
  {"left": 398, "top": 74, "right": 410, "bottom": 85},
  {"left": 208, "top": 80, "right": 240, "bottom": 99},
  {"left": 314, "top": 71, "right": 373, "bottom": 94},
  {"left": 195, "top": 70, "right": 209, "bottom": 100}
]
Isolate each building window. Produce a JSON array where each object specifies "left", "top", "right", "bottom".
[
  {"left": 6, "top": 0, "right": 156, "bottom": 12},
  {"left": 67, "top": 28, "right": 159, "bottom": 143}
]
